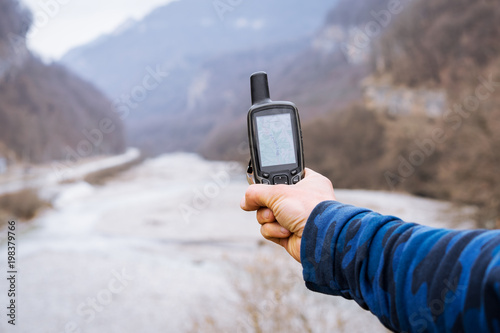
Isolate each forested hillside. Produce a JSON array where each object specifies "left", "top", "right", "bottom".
[
  {"left": 303, "top": 0, "right": 500, "bottom": 227},
  {"left": 0, "top": 0, "right": 125, "bottom": 164},
  {"left": 373, "top": 0, "right": 500, "bottom": 89}
]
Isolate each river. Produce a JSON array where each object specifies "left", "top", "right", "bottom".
[{"left": 0, "top": 153, "right": 476, "bottom": 332}]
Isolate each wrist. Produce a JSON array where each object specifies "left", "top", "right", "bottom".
[{"left": 300, "top": 200, "right": 342, "bottom": 264}]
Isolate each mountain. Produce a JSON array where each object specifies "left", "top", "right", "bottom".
[
  {"left": 0, "top": 0, "right": 125, "bottom": 164},
  {"left": 300, "top": 0, "right": 500, "bottom": 227},
  {"left": 369, "top": 0, "right": 500, "bottom": 225},
  {"left": 60, "top": 0, "right": 338, "bottom": 155},
  {"left": 62, "top": 0, "right": 336, "bottom": 97}
]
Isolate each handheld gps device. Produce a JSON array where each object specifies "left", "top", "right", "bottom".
[{"left": 246, "top": 71, "right": 305, "bottom": 185}]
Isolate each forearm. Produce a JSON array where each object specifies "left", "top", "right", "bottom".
[{"left": 301, "top": 201, "right": 500, "bottom": 332}]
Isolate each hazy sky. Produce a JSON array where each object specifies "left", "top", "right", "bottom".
[{"left": 21, "top": 0, "right": 176, "bottom": 60}]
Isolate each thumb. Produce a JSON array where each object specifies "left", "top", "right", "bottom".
[{"left": 241, "top": 184, "right": 278, "bottom": 212}]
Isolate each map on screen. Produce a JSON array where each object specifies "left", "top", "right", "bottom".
[{"left": 256, "top": 114, "right": 296, "bottom": 167}]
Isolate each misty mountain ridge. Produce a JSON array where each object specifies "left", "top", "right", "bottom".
[
  {"left": 61, "top": 0, "right": 339, "bottom": 155},
  {"left": 62, "top": 0, "right": 336, "bottom": 98}
]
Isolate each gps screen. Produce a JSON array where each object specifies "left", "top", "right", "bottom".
[{"left": 256, "top": 113, "right": 297, "bottom": 167}]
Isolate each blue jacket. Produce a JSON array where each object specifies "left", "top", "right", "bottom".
[{"left": 301, "top": 201, "right": 500, "bottom": 332}]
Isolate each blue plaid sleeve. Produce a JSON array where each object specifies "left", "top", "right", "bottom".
[{"left": 300, "top": 201, "right": 500, "bottom": 333}]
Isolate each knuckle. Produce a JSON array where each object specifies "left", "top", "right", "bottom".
[
  {"left": 245, "top": 185, "right": 258, "bottom": 202},
  {"left": 244, "top": 186, "right": 254, "bottom": 199},
  {"left": 256, "top": 210, "right": 265, "bottom": 223}
]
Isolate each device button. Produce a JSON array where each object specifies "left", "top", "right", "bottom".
[
  {"left": 262, "top": 172, "right": 270, "bottom": 179},
  {"left": 292, "top": 175, "right": 300, "bottom": 184},
  {"left": 291, "top": 169, "right": 297, "bottom": 176},
  {"left": 262, "top": 179, "right": 271, "bottom": 185},
  {"left": 273, "top": 175, "right": 289, "bottom": 185}
]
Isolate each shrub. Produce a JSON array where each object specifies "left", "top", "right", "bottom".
[
  {"left": 0, "top": 188, "right": 51, "bottom": 222},
  {"left": 188, "top": 248, "right": 348, "bottom": 332}
]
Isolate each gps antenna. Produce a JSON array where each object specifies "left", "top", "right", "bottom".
[{"left": 251, "top": 71, "right": 271, "bottom": 105}]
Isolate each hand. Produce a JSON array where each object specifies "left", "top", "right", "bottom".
[{"left": 240, "top": 168, "right": 336, "bottom": 262}]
